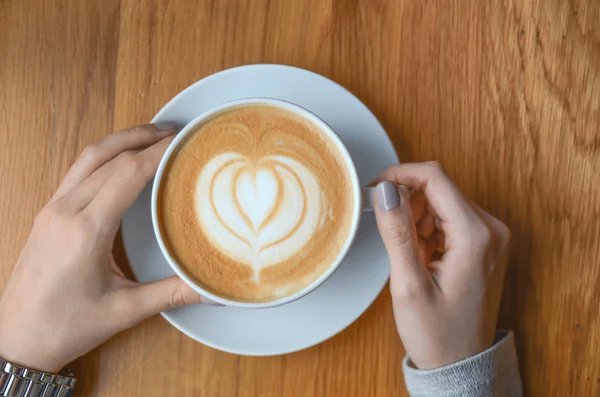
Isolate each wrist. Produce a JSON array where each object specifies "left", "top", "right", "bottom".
[
  {"left": 0, "top": 337, "right": 62, "bottom": 374},
  {"left": 403, "top": 331, "right": 522, "bottom": 396},
  {"left": 401, "top": 328, "right": 493, "bottom": 370},
  {"left": 0, "top": 305, "right": 65, "bottom": 373}
]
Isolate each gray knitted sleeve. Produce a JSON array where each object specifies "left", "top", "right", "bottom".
[{"left": 403, "top": 331, "right": 523, "bottom": 397}]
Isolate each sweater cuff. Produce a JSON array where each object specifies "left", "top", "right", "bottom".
[{"left": 402, "top": 330, "right": 523, "bottom": 397}]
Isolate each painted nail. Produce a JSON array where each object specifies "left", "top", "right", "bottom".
[
  {"left": 154, "top": 122, "right": 176, "bottom": 131},
  {"left": 376, "top": 181, "right": 400, "bottom": 211}
]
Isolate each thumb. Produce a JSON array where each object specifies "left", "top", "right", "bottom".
[
  {"left": 374, "top": 181, "right": 430, "bottom": 296},
  {"left": 113, "top": 276, "right": 216, "bottom": 327}
]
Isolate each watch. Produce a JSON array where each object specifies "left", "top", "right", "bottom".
[{"left": 0, "top": 359, "right": 76, "bottom": 397}]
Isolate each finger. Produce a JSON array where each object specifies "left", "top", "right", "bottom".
[
  {"left": 58, "top": 150, "right": 139, "bottom": 212},
  {"left": 427, "top": 199, "right": 440, "bottom": 222},
  {"left": 416, "top": 213, "right": 436, "bottom": 239},
  {"left": 409, "top": 190, "right": 427, "bottom": 224},
  {"left": 470, "top": 203, "right": 511, "bottom": 242},
  {"left": 470, "top": 203, "right": 512, "bottom": 260},
  {"left": 52, "top": 123, "right": 176, "bottom": 201},
  {"left": 373, "top": 181, "right": 434, "bottom": 299},
  {"left": 436, "top": 203, "right": 511, "bottom": 297},
  {"left": 110, "top": 276, "right": 213, "bottom": 328},
  {"left": 378, "top": 162, "right": 479, "bottom": 233},
  {"left": 85, "top": 136, "right": 173, "bottom": 229}
]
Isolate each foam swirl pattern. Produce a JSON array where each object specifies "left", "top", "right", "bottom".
[{"left": 158, "top": 105, "right": 354, "bottom": 302}]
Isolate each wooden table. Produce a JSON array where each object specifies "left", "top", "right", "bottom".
[{"left": 1, "top": 1, "right": 599, "bottom": 395}]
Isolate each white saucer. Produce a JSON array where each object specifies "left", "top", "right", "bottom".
[{"left": 121, "top": 65, "right": 399, "bottom": 355}]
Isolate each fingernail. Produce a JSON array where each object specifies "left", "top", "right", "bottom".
[
  {"left": 154, "top": 122, "right": 176, "bottom": 131},
  {"left": 376, "top": 181, "right": 400, "bottom": 211}
]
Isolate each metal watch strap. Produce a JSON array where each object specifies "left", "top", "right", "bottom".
[{"left": 0, "top": 360, "right": 76, "bottom": 397}]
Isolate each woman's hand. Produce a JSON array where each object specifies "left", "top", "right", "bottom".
[
  {"left": 374, "top": 162, "right": 511, "bottom": 369},
  {"left": 0, "top": 124, "right": 204, "bottom": 373}
]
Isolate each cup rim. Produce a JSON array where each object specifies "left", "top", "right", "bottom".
[{"left": 151, "top": 97, "right": 362, "bottom": 308}]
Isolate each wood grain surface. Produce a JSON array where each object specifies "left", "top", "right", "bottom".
[{"left": 1, "top": 0, "right": 599, "bottom": 395}]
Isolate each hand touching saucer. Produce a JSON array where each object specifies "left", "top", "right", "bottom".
[{"left": 0, "top": 124, "right": 207, "bottom": 373}]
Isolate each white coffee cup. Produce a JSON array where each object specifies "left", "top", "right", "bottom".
[{"left": 151, "top": 98, "right": 378, "bottom": 308}]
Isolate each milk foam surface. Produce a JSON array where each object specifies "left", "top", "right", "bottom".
[{"left": 157, "top": 105, "right": 355, "bottom": 302}]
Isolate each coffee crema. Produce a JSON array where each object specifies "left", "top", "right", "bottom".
[{"left": 157, "top": 105, "right": 355, "bottom": 302}]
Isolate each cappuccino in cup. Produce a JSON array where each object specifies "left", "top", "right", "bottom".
[{"left": 156, "top": 103, "right": 357, "bottom": 303}]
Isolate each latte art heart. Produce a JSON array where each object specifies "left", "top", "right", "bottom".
[{"left": 197, "top": 152, "right": 324, "bottom": 275}]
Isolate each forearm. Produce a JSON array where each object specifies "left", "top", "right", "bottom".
[{"left": 403, "top": 330, "right": 522, "bottom": 397}]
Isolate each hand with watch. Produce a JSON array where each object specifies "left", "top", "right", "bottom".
[{"left": 0, "top": 124, "right": 210, "bottom": 396}]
